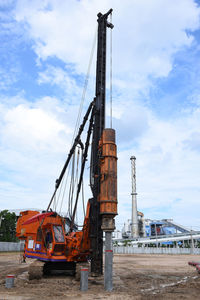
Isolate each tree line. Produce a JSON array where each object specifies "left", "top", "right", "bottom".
[{"left": 0, "top": 210, "right": 18, "bottom": 242}]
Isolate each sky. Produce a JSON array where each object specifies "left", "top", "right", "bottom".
[{"left": 1, "top": 0, "right": 200, "bottom": 230}]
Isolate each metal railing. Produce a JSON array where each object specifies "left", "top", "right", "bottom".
[{"left": 113, "top": 246, "right": 200, "bottom": 255}]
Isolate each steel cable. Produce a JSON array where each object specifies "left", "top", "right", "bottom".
[
  {"left": 71, "top": 27, "right": 97, "bottom": 145},
  {"left": 110, "top": 12, "right": 113, "bottom": 129},
  {"left": 48, "top": 30, "right": 96, "bottom": 214},
  {"left": 59, "top": 160, "right": 71, "bottom": 215}
]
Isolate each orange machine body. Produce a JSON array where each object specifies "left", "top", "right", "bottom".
[
  {"left": 16, "top": 202, "right": 91, "bottom": 263},
  {"left": 16, "top": 129, "right": 117, "bottom": 262}
]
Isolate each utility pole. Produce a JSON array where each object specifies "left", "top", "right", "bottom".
[{"left": 130, "top": 156, "right": 139, "bottom": 238}]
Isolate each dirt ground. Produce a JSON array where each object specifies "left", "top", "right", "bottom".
[{"left": 0, "top": 252, "right": 199, "bottom": 299}]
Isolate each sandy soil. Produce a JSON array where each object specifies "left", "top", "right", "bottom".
[{"left": 0, "top": 252, "right": 199, "bottom": 299}]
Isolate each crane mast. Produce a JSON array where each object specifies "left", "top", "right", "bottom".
[{"left": 90, "top": 9, "right": 114, "bottom": 275}]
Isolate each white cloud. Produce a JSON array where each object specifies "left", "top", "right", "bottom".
[
  {"left": 117, "top": 104, "right": 200, "bottom": 227},
  {"left": 0, "top": 96, "right": 79, "bottom": 208},
  {"left": 1, "top": 0, "right": 200, "bottom": 230},
  {"left": 112, "top": 101, "right": 150, "bottom": 145},
  {"left": 15, "top": 0, "right": 200, "bottom": 91},
  {"left": 0, "top": 67, "right": 18, "bottom": 90},
  {"left": 1, "top": 100, "right": 72, "bottom": 152},
  {"left": 1, "top": 92, "right": 200, "bottom": 227},
  {"left": 37, "top": 65, "right": 83, "bottom": 102}
]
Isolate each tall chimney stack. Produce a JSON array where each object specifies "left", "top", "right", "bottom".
[{"left": 130, "top": 156, "right": 139, "bottom": 238}]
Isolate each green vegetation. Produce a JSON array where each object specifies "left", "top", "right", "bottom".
[
  {"left": 0, "top": 210, "right": 18, "bottom": 242},
  {"left": 122, "top": 240, "right": 132, "bottom": 247},
  {"left": 113, "top": 241, "right": 119, "bottom": 247},
  {"left": 196, "top": 241, "right": 200, "bottom": 248}
]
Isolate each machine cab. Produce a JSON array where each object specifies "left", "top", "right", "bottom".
[{"left": 36, "top": 223, "right": 66, "bottom": 256}]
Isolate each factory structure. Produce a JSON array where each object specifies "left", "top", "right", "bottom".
[
  {"left": 121, "top": 218, "right": 191, "bottom": 239},
  {"left": 114, "top": 155, "right": 196, "bottom": 241}
]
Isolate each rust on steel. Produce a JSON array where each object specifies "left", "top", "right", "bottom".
[{"left": 99, "top": 128, "right": 117, "bottom": 217}]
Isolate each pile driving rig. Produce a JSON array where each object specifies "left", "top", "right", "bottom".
[{"left": 16, "top": 9, "right": 117, "bottom": 278}]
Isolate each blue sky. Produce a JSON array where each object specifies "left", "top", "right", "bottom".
[{"left": 1, "top": 0, "right": 200, "bottom": 230}]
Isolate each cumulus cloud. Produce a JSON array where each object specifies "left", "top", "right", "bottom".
[
  {"left": 112, "top": 101, "right": 150, "bottom": 145},
  {"left": 14, "top": 0, "right": 200, "bottom": 90},
  {"left": 0, "top": 95, "right": 80, "bottom": 208},
  {"left": 183, "top": 132, "right": 200, "bottom": 151},
  {"left": 117, "top": 103, "right": 200, "bottom": 227},
  {"left": 37, "top": 65, "right": 83, "bottom": 103},
  {"left": 0, "top": 0, "right": 200, "bottom": 229},
  {"left": 1, "top": 99, "right": 72, "bottom": 151}
]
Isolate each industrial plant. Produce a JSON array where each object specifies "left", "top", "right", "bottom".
[{"left": 111, "top": 155, "right": 200, "bottom": 254}]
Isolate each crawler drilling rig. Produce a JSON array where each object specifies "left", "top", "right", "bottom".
[{"left": 16, "top": 9, "right": 117, "bottom": 279}]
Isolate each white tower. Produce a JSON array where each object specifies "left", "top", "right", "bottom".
[{"left": 130, "top": 156, "right": 139, "bottom": 238}]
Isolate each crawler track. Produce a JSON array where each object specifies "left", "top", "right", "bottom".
[
  {"left": 28, "top": 260, "right": 45, "bottom": 280},
  {"left": 28, "top": 260, "right": 77, "bottom": 279}
]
